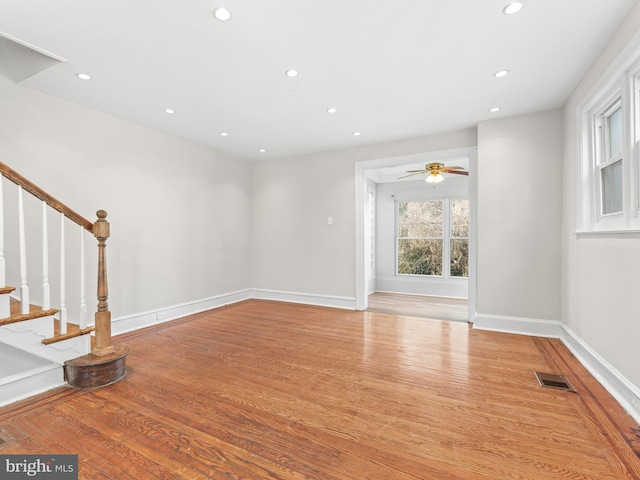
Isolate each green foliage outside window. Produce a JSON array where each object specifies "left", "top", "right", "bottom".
[
  {"left": 397, "top": 198, "right": 468, "bottom": 278},
  {"left": 450, "top": 199, "right": 469, "bottom": 277}
]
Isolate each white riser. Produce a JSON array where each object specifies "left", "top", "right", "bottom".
[
  {"left": 0, "top": 304, "right": 92, "bottom": 363},
  {"left": 0, "top": 293, "right": 10, "bottom": 319},
  {"left": 2, "top": 314, "right": 55, "bottom": 337},
  {"left": 0, "top": 325, "right": 91, "bottom": 363}
]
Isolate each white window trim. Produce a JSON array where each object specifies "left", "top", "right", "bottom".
[{"left": 577, "top": 36, "right": 640, "bottom": 234}]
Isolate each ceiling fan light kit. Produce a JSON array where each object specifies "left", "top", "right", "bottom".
[
  {"left": 399, "top": 162, "right": 469, "bottom": 183},
  {"left": 425, "top": 172, "right": 444, "bottom": 184},
  {"left": 213, "top": 7, "right": 232, "bottom": 21}
]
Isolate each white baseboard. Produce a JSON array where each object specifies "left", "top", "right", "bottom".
[
  {"left": 375, "top": 277, "right": 468, "bottom": 298},
  {"left": 111, "top": 289, "right": 252, "bottom": 336},
  {"left": 112, "top": 289, "right": 356, "bottom": 337},
  {"left": 473, "top": 313, "right": 563, "bottom": 337},
  {"left": 250, "top": 289, "right": 356, "bottom": 310},
  {"left": 561, "top": 325, "right": 640, "bottom": 425}
]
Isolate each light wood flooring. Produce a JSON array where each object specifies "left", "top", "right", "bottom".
[
  {"left": 0, "top": 299, "right": 639, "bottom": 479},
  {"left": 368, "top": 292, "right": 468, "bottom": 322}
]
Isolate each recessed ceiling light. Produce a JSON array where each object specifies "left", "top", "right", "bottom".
[
  {"left": 503, "top": 2, "right": 524, "bottom": 14},
  {"left": 77, "top": 73, "right": 91, "bottom": 80},
  {"left": 259, "top": 149, "right": 266, "bottom": 153},
  {"left": 213, "top": 7, "right": 232, "bottom": 21},
  {"left": 494, "top": 70, "right": 509, "bottom": 78},
  {"left": 220, "top": 132, "right": 228, "bottom": 136},
  {"left": 285, "top": 69, "right": 298, "bottom": 78},
  {"left": 327, "top": 108, "right": 337, "bottom": 114},
  {"left": 489, "top": 107, "right": 501, "bottom": 113},
  {"left": 165, "top": 108, "right": 175, "bottom": 114},
  {"left": 353, "top": 132, "right": 361, "bottom": 136}
]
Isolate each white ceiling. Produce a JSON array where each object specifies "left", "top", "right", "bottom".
[{"left": 0, "top": 0, "right": 637, "bottom": 161}]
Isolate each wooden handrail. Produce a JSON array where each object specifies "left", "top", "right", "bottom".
[{"left": 0, "top": 162, "right": 93, "bottom": 232}]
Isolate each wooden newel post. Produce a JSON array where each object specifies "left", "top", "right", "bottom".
[
  {"left": 66, "top": 209, "right": 127, "bottom": 388},
  {"left": 92, "top": 210, "right": 115, "bottom": 356}
]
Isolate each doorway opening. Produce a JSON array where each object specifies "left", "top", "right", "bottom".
[{"left": 355, "top": 147, "right": 477, "bottom": 322}]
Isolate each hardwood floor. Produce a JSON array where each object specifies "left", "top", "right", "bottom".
[
  {"left": 367, "top": 292, "right": 468, "bottom": 322},
  {"left": 0, "top": 300, "right": 639, "bottom": 479}
]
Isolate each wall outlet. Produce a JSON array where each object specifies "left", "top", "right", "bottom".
[{"left": 156, "top": 311, "right": 167, "bottom": 321}]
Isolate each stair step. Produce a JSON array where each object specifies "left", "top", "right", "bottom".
[
  {"left": 0, "top": 299, "right": 58, "bottom": 326},
  {"left": 42, "top": 320, "right": 94, "bottom": 345},
  {"left": 0, "top": 286, "right": 16, "bottom": 295},
  {"left": 1, "top": 299, "right": 93, "bottom": 346}
]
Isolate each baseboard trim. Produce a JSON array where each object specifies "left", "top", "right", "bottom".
[
  {"left": 112, "top": 289, "right": 356, "bottom": 336},
  {"left": 473, "top": 313, "right": 563, "bottom": 337},
  {"left": 112, "top": 289, "right": 252, "bottom": 336},
  {"left": 250, "top": 289, "right": 356, "bottom": 310},
  {"left": 561, "top": 325, "right": 640, "bottom": 425}
]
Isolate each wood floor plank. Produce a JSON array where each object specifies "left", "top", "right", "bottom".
[
  {"left": 367, "top": 292, "right": 468, "bottom": 322},
  {"left": 0, "top": 299, "right": 638, "bottom": 479}
]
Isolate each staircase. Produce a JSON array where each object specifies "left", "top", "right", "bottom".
[{"left": 0, "top": 162, "right": 128, "bottom": 408}]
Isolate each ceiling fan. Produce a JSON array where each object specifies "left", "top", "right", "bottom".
[{"left": 400, "top": 162, "right": 468, "bottom": 184}]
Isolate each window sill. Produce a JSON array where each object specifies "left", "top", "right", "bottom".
[{"left": 575, "top": 229, "right": 640, "bottom": 237}]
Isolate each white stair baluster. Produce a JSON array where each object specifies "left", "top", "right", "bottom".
[
  {"left": 18, "top": 186, "right": 29, "bottom": 314},
  {"left": 42, "top": 201, "right": 50, "bottom": 310},
  {"left": 0, "top": 177, "right": 5, "bottom": 287},
  {"left": 59, "top": 212, "right": 67, "bottom": 334},
  {"left": 79, "top": 225, "right": 87, "bottom": 329}
]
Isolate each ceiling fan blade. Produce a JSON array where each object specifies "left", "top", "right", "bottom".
[
  {"left": 398, "top": 171, "right": 427, "bottom": 179},
  {"left": 404, "top": 169, "right": 429, "bottom": 173},
  {"left": 444, "top": 166, "right": 464, "bottom": 170},
  {"left": 445, "top": 170, "right": 469, "bottom": 176}
]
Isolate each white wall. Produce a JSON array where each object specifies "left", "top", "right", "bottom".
[
  {"left": 476, "top": 110, "right": 564, "bottom": 323},
  {"left": 562, "top": 5, "right": 640, "bottom": 394},
  {"left": 0, "top": 75, "right": 252, "bottom": 322},
  {"left": 251, "top": 129, "right": 477, "bottom": 305},
  {"left": 375, "top": 178, "right": 469, "bottom": 298}
]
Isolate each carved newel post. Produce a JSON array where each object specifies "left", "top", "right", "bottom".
[
  {"left": 92, "top": 210, "right": 115, "bottom": 356},
  {"left": 65, "top": 209, "right": 128, "bottom": 388}
]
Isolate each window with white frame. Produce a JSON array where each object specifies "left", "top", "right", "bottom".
[
  {"left": 598, "top": 100, "right": 624, "bottom": 215},
  {"left": 396, "top": 198, "right": 468, "bottom": 278},
  {"left": 450, "top": 198, "right": 469, "bottom": 277},
  {"left": 579, "top": 50, "right": 640, "bottom": 232}
]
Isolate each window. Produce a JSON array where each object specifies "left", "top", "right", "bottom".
[
  {"left": 596, "top": 100, "right": 623, "bottom": 216},
  {"left": 450, "top": 199, "right": 469, "bottom": 277},
  {"left": 396, "top": 198, "right": 468, "bottom": 278},
  {"left": 397, "top": 200, "right": 443, "bottom": 276},
  {"left": 579, "top": 47, "right": 640, "bottom": 232}
]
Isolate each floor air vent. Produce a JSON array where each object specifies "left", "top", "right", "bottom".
[{"left": 534, "top": 372, "right": 576, "bottom": 392}]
